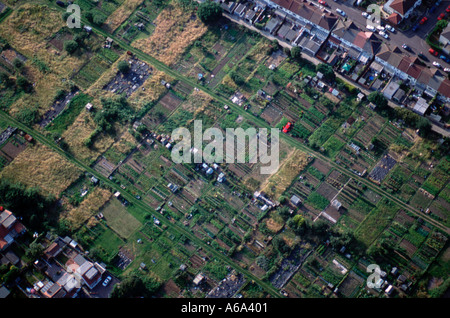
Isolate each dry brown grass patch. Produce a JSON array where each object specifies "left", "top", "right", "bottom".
[
  {"left": 132, "top": 5, "right": 207, "bottom": 66},
  {"left": 62, "top": 110, "right": 116, "bottom": 164},
  {"left": 260, "top": 148, "right": 309, "bottom": 199},
  {"left": 105, "top": 0, "right": 143, "bottom": 32},
  {"left": 0, "top": 4, "right": 85, "bottom": 77},
  {"left": 181, "top": 90, "right": 213, "bottom": 113},
  {"left": 265, "top": 215, "right": 284, "bottom": 233},
  {"left": 0, "top": 143, "right": 82, "bottom": 197},
  {"left": 62, "top": 187, "right": 112, "bottom": 229},
  {"left": 129, "top": 69, "right": 173, "bottom": 110}
]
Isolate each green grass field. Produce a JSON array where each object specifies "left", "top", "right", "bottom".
[{"left": 101, "top": 198, "right": 142, "bottom": 238}]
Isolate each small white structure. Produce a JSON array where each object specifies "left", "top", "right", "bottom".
[{"left": 85, "top": 103, "right": 93, "bottom": 111}]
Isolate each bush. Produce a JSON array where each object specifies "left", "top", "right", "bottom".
[
  {"left": 117, "top": 60, "right": 130, "bottom": 74},
  {"left": 13, "top": 58, "right": 23, "bottom": 70},
  {"left": 64, "top": 40, "right": 78, "bottom": 55},
  {"left": 16, "top": 76, "right": 32, "bottom": 93},
  {"left": 92, "top": 13, "right": 106, "bottom": 26}
]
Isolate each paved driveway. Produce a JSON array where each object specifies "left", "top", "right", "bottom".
[{"left": 89, "top": 273, "right": 120, "bottom": 298}]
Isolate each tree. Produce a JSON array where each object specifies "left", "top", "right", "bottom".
[
  {"left": 316, "top": 63, "right": 335, "bottom": 82},
  {"left": 13, "top": 58, "right": 24, "bottom": 70},
  {"left": 0, "top": 179, "right": 57, "bottom": 231},
  {"left": 229, "top": 71, "right": 245, "bottom": 86},
  {"left": 92, "top": 13, "right": 106, "bottom": 26},
  {"left": 16, "top": 76, "right": 32, "bottom": 93},
  {"left": 197, "top": 0, "right": 223, "bottom": 24},
  {"left": 111, "top": 272, "right": 160, "bottom": 298},
  {"left": 272, "top": 236, "right": 291, "bottom": 255},
  {"left": 416, "top": 117, "right": 432, "bottom": 135},
  {"left": 64, "top": 40, "right": 79, "bottom": 55},
  {"left": 175, "top": 0, "right": 196, "bottom": 10},
  {"left": 290, "top": 46, "right": 302, "bottom": 60},
  {"left": 117, "top": 60, "right": 130, "bottom": 74},
  {"left": 26, "top": 241, "right": 44, "bottom": 260},
  {"left": 0, "top": 72, "right": 13, "bottom": 88},
  {"left": 367, "top": 91, "right": 388, "bottom": 110}
]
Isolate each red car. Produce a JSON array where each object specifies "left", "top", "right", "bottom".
[
  {"left": 419, "top": 17, "right": 428, "bottom": 24},
  {"left": 438, "top": 13, "right": 446, "bottom": 20},
  {"left": 282, "top": 122, "right": 293, "bottom": 133},
  {"left": 318, "top": 0, "right": 327, "bottom": 5},
  {"left": 429, "top": 48, "right": 439, "bottom": 56}
]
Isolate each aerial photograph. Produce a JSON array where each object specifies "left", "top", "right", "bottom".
[{"left": 0, "top": 0, "right": 449, "bottom": 308}]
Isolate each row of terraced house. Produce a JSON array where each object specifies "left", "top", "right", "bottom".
[{"left": 219, "top": 0, "right": 450, "bottom": 114}]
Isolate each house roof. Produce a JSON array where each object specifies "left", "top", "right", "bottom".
[
  {"left": 387, "top": 12, "right": 402, "bottom": 25},
  {"left": 438, "top": 79, "right": 450, "bottom": 98},
  {"left": 441, "top": 24, "right": 450, "bottom": 42},
  {"left": 265, "top": 17, "right": 281, "bottom": 32},
  {"left": 44, "top": 242, "right": 62, "bottom": 259},
  {"left": 389, "top": 0, "right": 417, "bottom": 15},
  {"left": 0, "top": 210, "right": 24, "bottom": 251},
  {"left": 353, "top": 31, "right": 381, "bottom": 55},
  {"left": 271, "top": 0, "right": 338, "bottom": 31},
  {"left": 0, "top": 286, "right": 10, "bottom": 298},
  {"left": 407, "top": 63, "right": 423, "bottom": 80},
  {"left": 332, "top": 20, "right": 360, "bottom": 43},
  {"left": 413, "top": 97, "right": 429, "bottom": 115}
]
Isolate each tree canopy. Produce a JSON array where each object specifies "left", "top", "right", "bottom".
[
  {"left": 316, "top": 63, "right": 335, "bottom": 82},
  {"left": 110, "top": 272, "right": 160, "bottom": 298},
  {"left": 367, "top": 91, "right": 388, "bottom": 110},
  {"left": 117, "top": 60, "right": 131, "bottom": 74},
  {"left": 197, "top": 0, "right": 223, "bottom": 24}
]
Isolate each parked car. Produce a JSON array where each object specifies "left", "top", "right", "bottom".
[
  {"left": 102, "top": 276, "right": 112, "bottom": 287},
  {"left": 419, "top": 17, "right": 428, "bottom": 24},
  {"left": 412, "top": 24, "right": 419, "bottom": 32},
  {"left": 282, "top": 122, "right": 293, "bottom": 133},
  {"left": 429, "top": 48, "right": 439, "bottom": 56},
  {"left": 418, "top": 52, "right": 429, "bottom": 61},
  {"left": 386, "top": 25, "right": 395, "bottom": 32},
  {"left": 336, "top": 8, "right": 346, "bottom": 17},
  {"left": 366, "top": 24, "right": 376, "bottom": 31},
  {"left": 440, "top": 55, "right": 450, "bottom": 63},
  {"left": 378, "top": 31, "right": 389, "bottom": 39},
  {"left": 402, "top": 44, "right": 411, "bottom": 51},
  {"left": 438, "top": 13, "right": 446, "bottom": 20},
  {"left": 318, "top": 0, "right": 328, "bottom": 6},
  {"left": 362, "top": 12, "right": 371, "bottom": 18},
  {"left": 444, "top": 68, "right": 450, "bottom": 72},
  {"left": 433, "top": 61, "right": 442, "bottom": 68}
]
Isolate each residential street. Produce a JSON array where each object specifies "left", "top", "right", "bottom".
[{"left": 325, "top": 0, "right": 450, "bottom": 68}]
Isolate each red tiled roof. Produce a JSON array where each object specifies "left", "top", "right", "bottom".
[
  {"left": 438, "top": 79, "right": 450, "bottom": 98},
  {"left": 390, "top": 0, "right": 417, "bottom": 15},
  {"left": 387, "top": 12, "right": 402, "bottom": 25},
  {"left": 406, "top": 63, "right": 423, "bottom": 80},
  {"left": 353, "top": 31, "right": 368, "bottom": 49}
]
